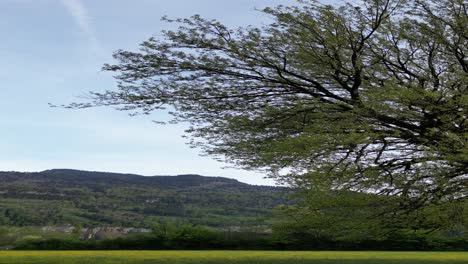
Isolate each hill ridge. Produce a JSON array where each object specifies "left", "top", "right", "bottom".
[
  {"left": 0, "top": 169, "right": 292, "bottom": 228},
  {"left": 10, "top": 169, "right": 260, "bottom": 187}
]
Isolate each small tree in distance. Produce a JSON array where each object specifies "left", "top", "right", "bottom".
[{"left": 69, "top": 0, "right": 467, "bottom": 228}]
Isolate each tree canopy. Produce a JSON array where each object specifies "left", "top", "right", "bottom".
[{"left": 73, "top": 0, "right": 467, "bottom": 213}]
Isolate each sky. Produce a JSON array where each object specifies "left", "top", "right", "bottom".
[{"left": 0, "top": 0, "right": 320, "bottom": 185}]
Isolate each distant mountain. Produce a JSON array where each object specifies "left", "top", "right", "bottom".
[{"left": 0, "top": 169, "right": 293, "bottom": 228}]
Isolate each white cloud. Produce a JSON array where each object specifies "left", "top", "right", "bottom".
[{"left": 60, "top": 0, "right": 103, "bottom": 55}]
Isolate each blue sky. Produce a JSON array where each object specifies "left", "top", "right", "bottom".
[{"left": 0, "top": 0, "right": 309, "bottom": 185}]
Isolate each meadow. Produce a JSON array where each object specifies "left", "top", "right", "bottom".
[{"left": 0, "top": 251, "right": 466, "bottom": 264}]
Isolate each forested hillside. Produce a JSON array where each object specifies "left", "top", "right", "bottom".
[{"left": 0, "top": 169, "right": 292, "bottom": 228}]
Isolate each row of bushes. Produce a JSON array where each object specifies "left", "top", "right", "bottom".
[{"left": 13, "top": 225, "right": 468, "bottom": 251}]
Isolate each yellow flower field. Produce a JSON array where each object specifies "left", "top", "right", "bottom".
[{"left": 0, "top": 251, "right": 466, "bottom": 264}]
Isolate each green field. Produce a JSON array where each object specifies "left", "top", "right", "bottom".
[{"left": 0, "top": 251, "right": 466, "bottom": 264}]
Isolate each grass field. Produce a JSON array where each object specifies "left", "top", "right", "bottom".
[{"left": 0, "top": 251, "right": 466, "bottom": 264}]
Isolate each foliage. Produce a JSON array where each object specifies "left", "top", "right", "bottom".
[
  {"left": 70, "top": 0, "right": 467, "bottom": 217},
  {"left": 11, "top": 223, "right": 468, "bottom": 251},
  {"left": 273, "top": 189, "right": 467, "bottom": 241}
]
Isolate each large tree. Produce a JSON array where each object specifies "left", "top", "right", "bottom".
[{"left": 73, "top": 0, "right": 467, "bottom": 213}]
